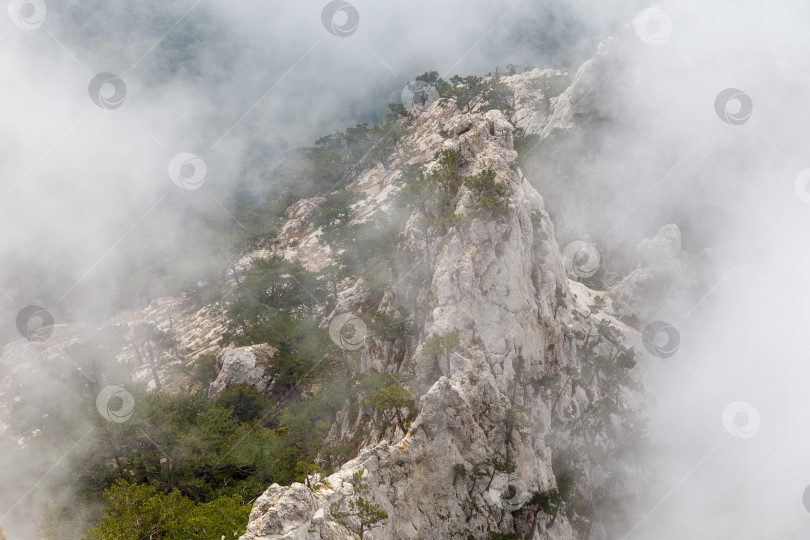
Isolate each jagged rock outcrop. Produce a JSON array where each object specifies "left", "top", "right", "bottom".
[
  {"left": 511, "top": 37, "right": 628, "bottom": 138},
  {"left": 609, "top": 223, "right": 710, "bottom": 324},
  {"left": 0, "top": 294, "right": 226, "bottom": 436},
  {"left": 209, "top": 343, "right": 278, "bottom": 400},
  {"left": 506, "top": 67, "right": 570, "bottom": 136},
  {"left": 0, "top": 32, "right": 669, "bottom": 539},
  {"left": 238, "top": 197, "right": 333, "bottom": 274},
  {"left": 240, "top": 71, "right": 646, "bottom": 540}
]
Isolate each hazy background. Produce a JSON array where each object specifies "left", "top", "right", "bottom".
[
  {"left": 0, "top": 0, "right": 642, "bottom": 343},
  {"left": 3, "top": 0, "right": 810, "bottom": 538},
  {"left": 560, "top": 1, "right": 810, "bottom": 538}
]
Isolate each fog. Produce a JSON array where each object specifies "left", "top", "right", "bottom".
[
  {"left": 554, "top": 0, "right": 810, "bottom": 538},
  {"left": 2, "top": 0, "right": 809, "bottom": 537},
  {"left": 0, "top": 0, "right": 640, "bottom": 340}
]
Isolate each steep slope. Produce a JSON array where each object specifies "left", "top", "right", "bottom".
[
  {"left": 0, "top": 40, "right": 667, "bottom": 540},
  {"left": 239, "top": 69, "right": 647, "bottom": 540}
]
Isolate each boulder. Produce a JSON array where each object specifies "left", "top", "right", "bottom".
[{"left": 209, "top": 343, "right": 277, "bottom": 400}]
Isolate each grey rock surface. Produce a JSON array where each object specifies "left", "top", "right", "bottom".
[
  {"left": 240, "top": 68, "right": 646, "bottom": 540},
  {"left": 209, "top": 343, "right": 277, "bottom": 400}
]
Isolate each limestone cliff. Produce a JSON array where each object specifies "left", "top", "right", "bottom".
[
  {"left": 238, "top": 65, "right": 649, "bottom": 539},
  {"left": 0, "top": 38, "right": 671, "bottom": 540}
]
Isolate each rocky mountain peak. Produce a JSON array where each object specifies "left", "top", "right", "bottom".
[
  {"left": 237, "top": 64, "right": 650, "bottom": 540},
  {"left": 0, "top": 36, "right": 671, "bottom": 540}
]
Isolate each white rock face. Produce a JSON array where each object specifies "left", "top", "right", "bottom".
[
  {"left": 0, "top": 294, "right": 227, "bottom": 435},
  {"left": 506, "top": 67, "right": 571, "bottom": 136},
  {"left": 528, "top": 36, "right": 630, "bottom": 139},
  {"left": 610, "top": 223, "right": 709, "bottom": 323},
  {"left": 0, "top": 39, "right": 662, "bottom": 538},
  {"left": 240, "top": 74, "right": 644, "bottom": 540},
  {"left": 238, "top": 197, "right": 333, "bottom": 274},
  {"left": 242, "top": 483, "right": 320, "bottom": 538},
  {"left": 209, "top": 343, "right": 277, "bottom": 400}
]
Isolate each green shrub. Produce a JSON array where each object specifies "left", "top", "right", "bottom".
[
  {"left": 84, "top": 481, "right": 250, "bottom": 540},
  {"left": 333, "top": 471, "right": 388, "bottom": 539},
  {"left": 217, "top": 384, "right": 266, "bottom": 422},
  {"left": 463, "top": 169, "right": 508, "bottom": 216},
  {"left": 191, "top": 353, "right": 219, "bottom": 387},
  {"left": 313, "top": 190, "right": 365, "bottom": 232},
  {"left": 422, "top": 331, "right": 460, "bottom": 358}
]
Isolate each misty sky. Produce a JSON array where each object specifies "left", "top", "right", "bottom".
[
  {"left": 583, "top": 1, "right": 810, "bottom": 538},
  {"left": 0, "top": 0, "right": 640, "bottom": 332}
]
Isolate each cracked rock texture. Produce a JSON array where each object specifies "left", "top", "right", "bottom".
[
  {"left": 0, "top": 32, "right": 668, "bottom": 540},
  {"left": 209, "top": 343, "right": 278, "bottom": 400},
  {"left": 239, "top": 64, "right": 646, "bottom": 540}
]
